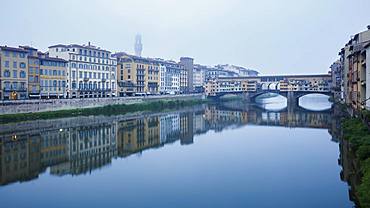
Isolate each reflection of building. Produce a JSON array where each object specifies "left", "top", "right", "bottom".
[
  {"left": 0, "top": 135, "right": 42, "bottom": 185},
  {"left": 117, "top": 117, "right": 160, "bottom": 157},
  {"left": 65, "top": 124, "right": 117, "bottom": 175},
  {"left": 160, "top": 114, "right": 180, "bottom": 144},
  {"left": 0, "top": 103, "right": 333, "bottom": 187},
  {"left": 180, "top": 113, "right": 194, "bottom": 145}
]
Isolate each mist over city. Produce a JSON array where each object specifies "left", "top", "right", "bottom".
[{"left": 0, "top": 1, "right": 370, "bottom": 208}]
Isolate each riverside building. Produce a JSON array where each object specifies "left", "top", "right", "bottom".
[
  {"left": 115, "top": 53, "right": 160, "bottom": 96},
  {"left": 0, "top": 46, "right": 29, "bottom": 100},
  {"left": 337, "top": 26, "right": 370, "bottom": 110},
  {"left": 48, "top": 42, "right": 117, "bottom": 98}
]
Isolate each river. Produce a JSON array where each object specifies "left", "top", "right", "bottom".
[{"left": 0, "top": 95, "right": 355, "bottom": 207}]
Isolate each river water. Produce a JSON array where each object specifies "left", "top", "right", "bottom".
[{"left": 0, "top": 95, "right": 354, "bottom": 207}]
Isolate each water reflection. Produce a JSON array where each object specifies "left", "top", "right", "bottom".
[
  {"left": 0, "top": 102, "right": 334, "bottom": 186},
  {"left": 255, "top": 93, "right": 332, "bottom": 112}
]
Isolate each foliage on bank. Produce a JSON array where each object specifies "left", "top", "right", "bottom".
[
  {"left": 0, "top": 99, "right": 208, "bottom": 124},
  {"left": 342, "top": 118, "right": 370, "bottom": 207}
]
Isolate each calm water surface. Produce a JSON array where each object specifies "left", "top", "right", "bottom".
[{"left": 0, "top": 96, "right": 354, "bottom": 207}]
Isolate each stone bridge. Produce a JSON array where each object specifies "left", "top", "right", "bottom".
[{"left": 205, "top": 74, "right": 332, "bottom": 107}]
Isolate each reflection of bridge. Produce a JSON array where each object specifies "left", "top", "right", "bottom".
[
  {"left": 205, "top": 74, "right": 332, "bottom": 107},
  {"left": 205, "top": 102, "right": 332, "bottom": 130}
]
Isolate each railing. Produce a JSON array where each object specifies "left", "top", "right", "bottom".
[{"left": 3, "top": 88, "right": 28, "bottom": 92}]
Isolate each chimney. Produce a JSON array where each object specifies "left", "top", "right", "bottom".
[
  {"left": 88, "top": 42, "right": 91, "bottom": 46},
  {"left": 367, "top": 25, "right": 370, "bottom": 30}
]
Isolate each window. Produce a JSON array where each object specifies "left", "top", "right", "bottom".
[
  {"left": 20, "top": 71, "right": 26, "bottom": 78},
  {"left": 12, "top": 52, "right": 17, "bottom": 57},
  {"left": 13, "top": 70, "right": 17, "bottom": 78},
  {"left": 13, "top": 61, "right": 17, "bottom": 68},
  {"left": 19, "top": 53, "right": 25, "bottom": 58},
  {"left": 5, "top": 61, "right": 9, "bottom": 67},
  {"left": 4, "top": 70, "right": 10, "bottom": 77},
  {"left": 79, "top": 71, "right": 82, "bottom": 78},
  {"left": 4, "top": 51, "right": 9, "bottom": 57},
  {"left": 72, "top": 71, "right": 76, "bottom": 79},
  {"left": 4, "top": 81, "right": 10, "bottom": 89},
  {"left": 20, "top": 62, "right": 26, "bottom": 68}
]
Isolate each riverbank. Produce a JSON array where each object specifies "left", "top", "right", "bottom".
[
  {"left": 0, "top": 94, "right": 205, "bottom": 115},
  {"left": 0, "top": 98, "right": 208, "bottom": 124},
  {"left": 342, "top": 111, "right": 370, "bottom": 207}
]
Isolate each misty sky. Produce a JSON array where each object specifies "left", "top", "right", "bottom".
[{"left": 1, "top": 0, "right": 369, "bottom": 75}]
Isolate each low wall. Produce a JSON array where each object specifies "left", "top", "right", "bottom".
[{"left": 0, "top": 94, "right": 205, "bottom": 115}]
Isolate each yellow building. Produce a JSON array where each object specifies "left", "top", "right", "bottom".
[
  {"left": 116, "top": 54, "right": 160, "bottom": 96},
  {"left": 39, "top": 55, "right": 68, "bottom": 99},
  {"left": 117, "top": 117, "right": 160, "bottom": 157},
  {"left": 20, "top": 46, "right": 40, "bottom": 98},
  {"left": 0, "top": 46, "right": 29, "bottom": 100}
]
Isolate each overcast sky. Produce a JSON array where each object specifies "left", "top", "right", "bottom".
[{"left": 1, "top": 0, "right": 369, "bottom": 75}]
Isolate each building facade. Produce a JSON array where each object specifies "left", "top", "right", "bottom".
[
  {"left": 180, "top": 57, "right": 194, "bottom": 93},
  {"left": 115, "top": 54, "right": 160, "bottom": 96},
  {"left": 48, "top": 43, "right": 117, "bottom": 98},
  {"left": 0, "top": 46, "right": 29, "bottom": 100},
  {"left": 39, "top": 56, "right": 68, "bottom": 99},
  {"left": 193, "top": 64, "right": 206, "bottom": 93},
  {"left": 157, "top": 60, "right": 182, "bottom": 94},
  {"left": 336, "top": 27, "right": 370, "bottom": 110}
]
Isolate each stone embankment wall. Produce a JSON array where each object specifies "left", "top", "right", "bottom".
[{"left": 0, "top": 94, "right": 205, "bottom": 115}]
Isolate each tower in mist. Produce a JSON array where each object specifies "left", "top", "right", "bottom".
[{"left": 134, "top": 34, "right": 143, "bottom": 57}]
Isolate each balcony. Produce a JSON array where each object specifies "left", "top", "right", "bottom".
[
  {"left": 83, "top": 78, "right": 89, "bottom": 82},
  {"left": 3, "top": 87, "right": 27, "bottom": 92}
]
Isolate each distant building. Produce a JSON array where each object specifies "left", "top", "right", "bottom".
[
  {"left": 157, "top": 60, "right": 182, "bottom": 94},
  {"left": 330, "top": 60, "right": 343, "bottom": 101},
  {"left": 205, "top": 68, "right": 238, "bottom": 82},
  {"left": 180, "top": 57, "right": 194, "bottom": 93},
  {"left": 215, "top": 64, "right": 259, "bottom": 77},
  {"left": 193, "top": 64, "right": 206, "bottom": 92},
  {"left": 134, "top": 34, "right": 143, "bottom": 57},
  {"left": 48, "top": 42, "right": 117, "bottom": 98}
]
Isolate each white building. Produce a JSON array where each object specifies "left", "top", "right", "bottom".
[
  {"left": 48, "top": 42, "right": 117, "bottom": 98},
  {"left": 157, "top": 60, "right": 181, "bottom": 94},
  {"left": 159, "top": 113, "right": 180, "bottom": 144},
  {"left": 193, "top": 64, "right": 206, "bottom": 92}
]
